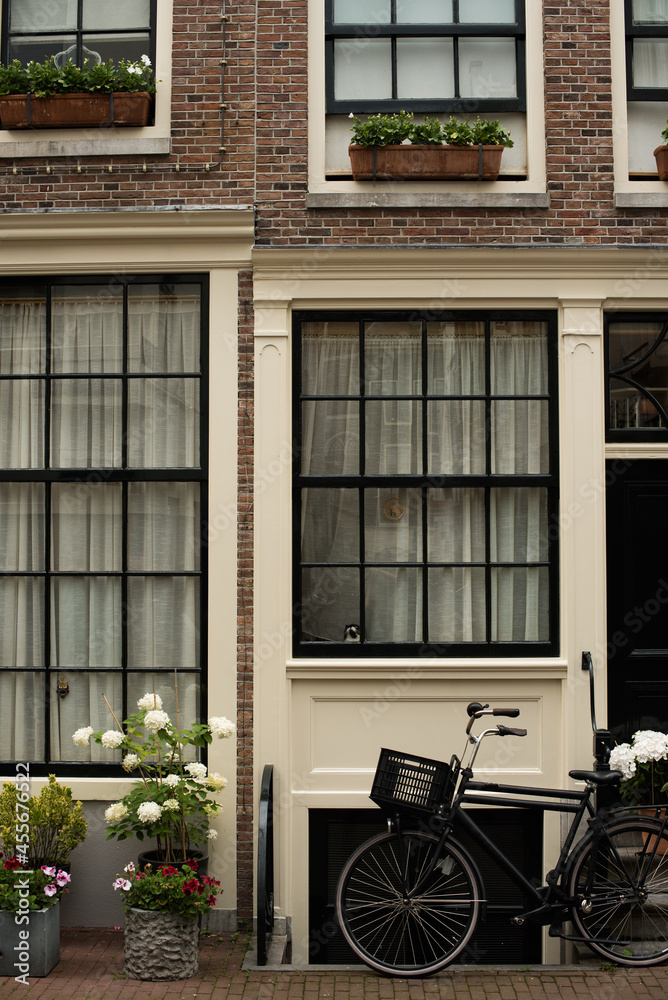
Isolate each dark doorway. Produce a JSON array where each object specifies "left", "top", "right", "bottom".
[{"left": 606, "top": 460, "right": 668, "bottom": 741}]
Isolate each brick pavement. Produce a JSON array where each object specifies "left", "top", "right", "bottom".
[{"left": 2, "top": 928, "right": 668, "bottom": 1000}]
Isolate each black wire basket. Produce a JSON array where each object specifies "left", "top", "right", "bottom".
[{"left": 369, "top": 748, "right": 459, "bottom": 815}]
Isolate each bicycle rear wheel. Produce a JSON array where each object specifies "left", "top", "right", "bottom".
[
  {"left": 335, "top": 829, "right": 481, "bottom": 976},
  {"left": 567, "top": 816, "right": 668, "bottom": 966}
]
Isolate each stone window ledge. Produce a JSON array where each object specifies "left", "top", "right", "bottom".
[
  {"left": 614, "top": 191, "right": 668, "bottom": 208},
  {"left": 306, "top": 192, "right": 550, "bottom": 210},
  {"left": 0, "top": 136, "right": 171, "bottom": 159}
]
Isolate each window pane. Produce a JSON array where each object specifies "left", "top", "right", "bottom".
[
  {"left": 428, "top": 401, "right": 486, "bottom": 474},
  {"left": 0, "top": 578, "right": 44, "bottom": 666},
  {"left": 127, "top": 671, "right": 199, "bottom": 759},
  {"left": 81, "top": 32, "right": 151, "bottom": 65},
  {"left": 365, "top": 400, "right": 421, "bottom": 474},
  {"left": 397, "top": 38, "right": 454, "bottom": 99},
  {"left": 50, "top": 379, "right": 122, "bottom": 467},
  {"left": 8, "top": 35, "right": 76, "bottom": 63},
  {"left": 0, "top": 381, "right": 44, "bottom": 468},
  {"left": 633, "top": 39, "right": 668, "bottom": 87},
  {"left": 365, "top": 322, "right": 422, "bottom": 394},
  {"left": 0, "top": 672, "right": 44, "bottom": 761},
  {"left": 365, "top": 488, "right": 421, "bottom": 562},
  {"left": 396, "top": 0, "right": 454, "bottom": 23},
  {"left": 0, "top": 484, "right": 44, "bottom": 571},
  {"left": 334, "top": 39, "right": 392, "bottom": 100},
  {"left": 459, "top": 38, "right": 517, "bottom": 98},
  {"left": 50, "top": 577, "right": 121, "bottom": 666},
  {"left": 608, "top": 322, "right": 668, "bottom": 429},
  {"left": 0, "top": 292, "right": 45, "bottom": 374},
  {"left": 427, "top": 488, "right": 485, "bottom": 561},
  {"left": 127, "top": 577, "right": 200, "bottom": 668},
  {"left": 53, "top": 671, "right": 122, "bottom": 762},
  {"left": 51, "top": 286, "right": 123, "bottom": 374},
  {"left": 302, "top": 489, "right": 359, "bottom": 563},
  {"left": 128, "top": 378, "right": 200, "bottom": 468},
  {"left": 490, "top": 488, "right": 548, "bottom": 562},
  {"left": 333, "top": 0, "right": 391, "bottom": 22},
  {"left": 128, "top": 285, "right": 201, "bottom": 374},
  {"left": 51, "top": 483, "right": 122, "bottom": 571},
  {"left": 632, "top": 0, "right": 668, "bottom": 24},
  {"left": 428, "top": 567, "right": 486, "bottom": 641},
  {"left": 366, "top": 567, "right": 422, "bottom": 640},
  {"left": 302, "top": 324, "right": 359, "bottom": 395},
  {"left": 491, "top": 567, "right": 549, "bottom": 641},
  {"left": 128, "top": 483, "right": 201, "bottom": 571},
  {"left": 427, "top": 323, "right": 485, "bottom": 394},
  {"left": 492, "top": 401, "right": 549, "bottom": 474},
  {"left": 302, "top": 401, "right": 359, "bottom": 474},
  {"left": 82, "top": 0, "right": 151, "bottom": 30},
  {"left": 459, "top": 0, "right": 517, "bottom": 23},
  {"left": 9, "top": 0, "right": 77, "bottom": 31},
  {"left": 491, "top": 322, "right": 548, "bottom": 395},
  {"left": 301, "top": 567, "right": 360, "bottom": 641}
]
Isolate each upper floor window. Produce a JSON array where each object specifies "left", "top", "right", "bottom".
[
  {"left": 325, "top": 0, "right": 525, "bottom": 114},
  {"left": 625, "top": 0, "right": 668, "bottom": 101},
  {"left": 2, "top": 0, "right": 156, "bottom": 68},
  {"left": 293, "top": 311, "right": 558, "bottom": 658}
]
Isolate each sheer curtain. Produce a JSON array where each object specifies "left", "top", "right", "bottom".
[
  {"left": 0, "top": 288, "right": 201, "bottom": 762},
  {"left": 301, "top": 326, "right": 549, "bottom": 644}
]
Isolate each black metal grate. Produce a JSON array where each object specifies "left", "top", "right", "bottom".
[{"left": 369, "top": 748, "right": 458, "bottom": 815}]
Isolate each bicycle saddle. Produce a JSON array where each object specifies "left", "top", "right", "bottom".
[{"left": 569, "top": 769, "right": 622, "bottom": 785}]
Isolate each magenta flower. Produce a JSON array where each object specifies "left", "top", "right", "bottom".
[
  {"left": 41, "top": 866, "right": 56, "bottom": 876},
  {"left": 56, "top": 871, "right": 71, "bottom": 887},
  {"left": 44, "top": 884, "right": 57, "bottom": 897},
  {"left": 113, "top": 878, "right": 132, "bottom": 891}
]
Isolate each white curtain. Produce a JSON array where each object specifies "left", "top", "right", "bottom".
[
  {"left": 301, "top": 326, "right": 549, "bottom": 644},
  {"left": 0, "top": 289, "right": 201, "bottom": 762}
]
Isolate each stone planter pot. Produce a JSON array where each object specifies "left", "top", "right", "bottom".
[
  {"left": 124, "top": 908, "right": 200, "bottom": 980},
  {"left": 0, "top": 91, "right": 152, "bottom": 130},
  {"left": 348, "top": 143, "right": 505, "bottom": 181},
  {"left": 137, "top": 849, "right": 208, "bottom": 877},
  {"left": 654, "top": 144, "right": 668, "bottom": 180},
  {"left": 0, "top": 902, "right": 60, "bottom": 978}
]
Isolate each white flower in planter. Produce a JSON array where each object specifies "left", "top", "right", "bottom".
[
  {"left": 105, "top": 802, "right": 129, "bottom": 824},
  {"left": 137, "top": 801, "right": 163, "bottom": 824},
  {"left": 208, "top": 716, "right": 236, "bottom": 739},
  {"left": 72, "top": 726, "right": 95, "bottom": 746},
  {"left": 137, "top": 692, "right": 163, "bottom": 711},
  {"left": 100, "top": 729, "right": 124, "bottom": 749}
]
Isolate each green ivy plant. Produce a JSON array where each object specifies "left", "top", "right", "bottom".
[
  {"left": 0, "top": 56, "right": 157, "bottom": 97},
  {"left": 349, "top": 111, "right": 513, "bottom": 148}
]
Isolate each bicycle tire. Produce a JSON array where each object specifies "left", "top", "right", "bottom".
[
  {"left": 335, "top": 828, "right": 481, "bottom": 977},
  {"left": 567, "top": 815, "right": 668, "bottom": 966}
]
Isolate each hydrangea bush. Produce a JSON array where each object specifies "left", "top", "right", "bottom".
[
  {"left": 0, "top": 855, "right": 71, "bottom": 911},
  {"left": 73, "top": 692, "right": 235, "bottom": 863},
  {"left": 609, "top": 729, "right": 668, "bottom": 805},
  {"left": 113, "top": 859, "right": 221, "bottom": 917}
]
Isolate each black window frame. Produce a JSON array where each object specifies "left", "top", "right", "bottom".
[
  {"left": 605, "top": 310, "right": 668, "bottom": 441},
  {"left": 1, "top": 0, "right": 157, "bottom": 71},
  {"left": 325, "top": 0, "right": 526, "bottom": 115},
  {"left": 0, "top": 273, "right": 209, "bottom": 777},
  {"left": 292, "top": 308, "right": 559, "bottom": 659},
  {"left": 625, "top": 0, "right": 668, "bottom": 102}
]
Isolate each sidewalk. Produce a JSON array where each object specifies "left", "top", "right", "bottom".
[{"left": 2, "top": 928, "right": 668, "bottom": 1000}]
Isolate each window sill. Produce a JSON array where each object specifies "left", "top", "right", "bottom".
[
  {"left": 306, "top": 190, "right": 550, "bottom": 209},
  {"left": 0, "top": 134, "right": 171, "bottom": 158},
  {"left": 614, "top": 190, "right": 668, "bottom": 208}
]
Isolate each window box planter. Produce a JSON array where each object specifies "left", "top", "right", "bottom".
[
  {"left": 0, "top": 91, "right": 152, "bottom": 130},
  {"left": 654, "top": 145, "right": 668, "bottom": 180},
  {"left": 0, "top": 902, "right": 60, "bottom": 977},
  {"left": 348, "top": 143, "right": 505, "bottom": 181}
]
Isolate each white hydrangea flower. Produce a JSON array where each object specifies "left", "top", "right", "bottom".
[
  {"left": 609, "top": 743, "right": 635, "bottom": 780},
  {"left": 162, "top": 798, "right": 180, "bottom": 811},
  {"left": 137, "top": 692, "right": 163, "bottom": 711},
  {"left": 207, "top": 829, "right": 218, "bottom": 840},
  {"left": 105, "top": 802, "right": 128, "bottom": 824},
  {"left": 206, "top": 772, "right": 227, "bottom": 792},
  {"left": 208, "top": 716, "right": 236, "bottom": 740},
  {"left": 137, "top": 801, "right": 163, "bottom": 823},
  {"left": 631, "top": 730, "right": 668, "bottom": 764},
  {"left": 122, "top": 753, "right": 141, "bottom": 772},
  {"left": 204, "top": 803, "right": 222, "bottom": 817},
  {"left": 185, "top": 761, "right": 208, "bottom": 780},
  {"left": 72, "top": 726, "right": 94, "bottom": 747},
  {"left": 100, "top": 729, "right": 124, "bottom": 749},
  {"left": 163, "top": 773, "right": 180, "bottom": 787},
  {"left": 143, "top": 709, "right": 170, "bottom": 733}
]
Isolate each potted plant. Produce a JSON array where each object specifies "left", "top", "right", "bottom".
[
  {"left": 348, "top": 111, "right": 514, "bottom": 181},
  {"left": 0, "top": 855, "right": 71, "bottom": 979},
  {"left": 654, "top": 120, "right": 668, "bottom": 180},
  {"left": 0, "top": 775, "right": 87, "bottom": 871},
  {"left": 609, "top": 729, "right": 668, "bottom": 805},
  {"left": 73, "top": 690, "right": 235, "bottom": 867},
  {"left": 0, "top": 55, "right": 156, "bottom": 130},
  {"left": 114, "top": 859, "right": 221, "bottom": 980}
]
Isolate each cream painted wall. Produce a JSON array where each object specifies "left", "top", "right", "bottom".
[{"left": 252, "top": 245, "right": 668, "bottom": 965}]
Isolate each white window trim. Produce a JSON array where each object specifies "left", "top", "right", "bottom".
[
  {"left": 307, "top": 0, "right": 547, "bottom": 208},
  {"left": 0, "top": 0, "right": 172, "bottom": 158}
]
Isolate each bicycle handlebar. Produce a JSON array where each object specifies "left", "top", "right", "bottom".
[{"left": 466, "top": 701, "right": 520, "bottom": 719}]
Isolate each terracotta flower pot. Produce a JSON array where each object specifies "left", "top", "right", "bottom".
[
  {"left": 654, "top": 145, "right": 668, "bottom": 180},
  {"left": 348, "top": 143, "right": 505, "bottom": 181},
  {"left": 0, "top": 91, "right": 152, "bottom": 130}
]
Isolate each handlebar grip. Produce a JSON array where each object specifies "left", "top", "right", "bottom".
[
  {"left": 492, "top": 708, "right": 520, "bottom": 718},
  {"left": 497, "top": 725, "right": 527, "bottom": 737}
]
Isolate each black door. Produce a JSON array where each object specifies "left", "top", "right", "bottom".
[{"left": 606, "top": 460, "right": 668, "bottom": 741}]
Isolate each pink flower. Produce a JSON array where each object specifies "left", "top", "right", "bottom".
[
  {"left": 56, "top": 871, "right": 71, "bottom": 887},
  {"left": 41, "top": 866, "right": 56, "bottom": 876},
  {"left": 44, "top": 884, "right": 57, "bottom": 897},
  {"left": 112, "top": 878, "right": 132, "bottom": 891}
]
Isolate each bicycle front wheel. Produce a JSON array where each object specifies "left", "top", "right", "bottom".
[
  {"left": 335, "top": 829, "right": 481, "bottom": 976},
  {"left": 568, "top": 816, "right": 668, "bottom": 966}
]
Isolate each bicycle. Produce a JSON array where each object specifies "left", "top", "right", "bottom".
[{"left": 335, "top": 701, "right": 668, "bottom": 977}]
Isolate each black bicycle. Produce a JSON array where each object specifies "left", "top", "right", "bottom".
[{"left": 335, "top": 701, "right": 668, "bottom": 977}]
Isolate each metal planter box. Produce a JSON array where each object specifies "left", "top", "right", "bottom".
[
  {"left": 349, "top": 143, "right": 505, "bottom": 181},
  {"left": 0, "top": 903, "right": 60, "bottom": 978},
  {"left": 0, "top": 92, "right": 152, "bottom": 129}
]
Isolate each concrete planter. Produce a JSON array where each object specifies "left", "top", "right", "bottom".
[
  {"left": 654, "top": 144, "right": 668, "bottom": 180},
  {"left": 0, "top": 91, "right": 152, "bottom": 130},
  {"left": 124, "top": 908, "right": 200, "bottom": 980},
  {"left": 348, "top": 143, "right": 505, "bottom": 181},
  {"left": 0, "top": 903, "right": 60, "bottom": 978}
]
